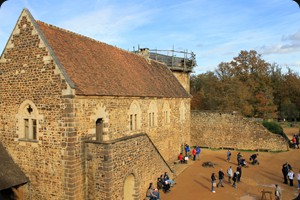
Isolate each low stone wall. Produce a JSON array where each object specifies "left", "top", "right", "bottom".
[
  {"left": 85, "top": 133, "right": 173, "bottom": 200},
  {"left": 191, "top": 111, "right": 288, "bottom": 151}
]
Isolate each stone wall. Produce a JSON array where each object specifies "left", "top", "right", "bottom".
[
  {"left": 191, "top": 111, "right": 288, "bottom": 151},
  {"left": 85, "top": 134, "right": 173, "bottom": 200},
  {"left": 0, "top": 11, "right": 69, "bottom": 199}
]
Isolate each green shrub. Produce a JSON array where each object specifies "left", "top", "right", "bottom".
[{"left": 262, "top": 121, "right": 284, "bottom": 136}]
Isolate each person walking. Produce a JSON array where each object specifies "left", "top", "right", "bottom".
[
  {"left": 232, "top": 171, "right": 238, "bottom": 188},
  {"left": 227, "top": 166, "right": 233, "bottom": 184},
  {"left": 274, "top": 184, "right": 282, "bottom": 200},
  {"left": 217, "top": 168, "right": 225, "bottom": 188},
  {"left": 237, "top": 152, "right": 242, "bottom": 165},
  {"left": 288, "top": 169, "right": 294, "bottom": 186},
  {"left": 282, "top": 162, "right": 291, "bottom": 184},
  {"left": 211, "top": 173, "right": 217, "bottom": 193},
  {"left": 227, "top": 150, "right": 231, "bottom": 162},
  {"left": 237, "top": 165, "right": 242, "bottom": 182}
]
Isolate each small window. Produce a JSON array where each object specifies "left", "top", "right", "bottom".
[
  {"left": 17, "top": 102, "right": 39, "bottom": 141},
  {"left": 148, "top": 101, "right": 158, "bottom": 127},
  {"left": 23, "top": 117, "right": 37, "bottom": 140},
  {"left": 128, "top": 101, "right": 141, "bottom": 131},
  {"left": 162, "top": 102, "right": 171, "bottom": 125}
]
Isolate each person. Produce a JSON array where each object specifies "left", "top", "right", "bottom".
[
  {"left": 217, "top": 168, "right": 225, "bottom": 188},
  {"left": 288, "top": 169, "right": 294, "bottom": 186},
  {"left": 292, "top": 136, "right": 297, "bottom": 149},
  {"left": 237, "top": 165, "right": 242, "bottom": 182},
  {"left": 227, "top": 166, "right": 233, "bottom": 184},
  {"left": 146, "top": 183, "right": 157, "bottom": 200},
  {"left": 153, "top": 188, "right": 160, "bottom": 200},
  {"left": 184, "top": 154, "right": 189, "bottom": 164},
  {"left": 196, "top": 146, "right": 201, "bottom": 160},
  {"left": 211, "top": 173, "right": 217, "bottom": 193},
  {"left": 227, "top": 150, "right": 231, "bottom": 162},
  {"left": 282, "top": 162, "right": 292, "bottom": 184},
  {"left": 297, "top": 170, "right": 300, "bottom": 189},
  {"left": 157, "top": 177, "right": 170, "bottom": 193},
  {"left": 250, "top": 153, "right": 259, "bottom": 165},
  {"left": 237, "top": 152, "right": 242, "bottom": 165},
  {"left": 239, "top": 158, "right": 249, "bottom": 167},
  {"left": 274, "top": 184, "right": 282, "bottom": 200},
  {"left": 192, "top": 147, "right": 197, "bottom": 161},
  {"left": 178, "top": 153, "right": 183, "bottom": 164},
  {"left": 185, "top": 144, "right": 190, "bottom": 157},
  {"left": 295, "top": 134, "right": 300, "bottom": 149},
  {"left": 232, "top": 171, "right": 238, "bottom": 188},
  {"left": 164, "top": 172, "right": 176, "bottom": 186}
]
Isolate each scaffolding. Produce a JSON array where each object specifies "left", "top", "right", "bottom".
[{"left": 133, "top": 47, "right": 196, "bottom": 72}]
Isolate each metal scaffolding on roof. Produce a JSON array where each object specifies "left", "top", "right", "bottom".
[{"left": 133, "top": 47, "right": 197, "bottom": 72}]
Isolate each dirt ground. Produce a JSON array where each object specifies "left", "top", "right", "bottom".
[{"left": 161, "top": 128, "right": 300, "bottom": 200}]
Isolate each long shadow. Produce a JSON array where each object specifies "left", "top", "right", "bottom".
[
  {"left": 260, "top": 168, "right": 282, "bottom": 179},
  {"left": 259, "top": 170, "right": 282, "bottom": 183},
  {"left": 215, "top": 156, "right": 226, "bottom": 162},
  {"left": 194, "top": 178, "right": 210, "bottom": 191}
]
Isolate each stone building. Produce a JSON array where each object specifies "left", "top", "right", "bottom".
[{"left": 0, "top": 9, "right": 191, "bottom": 200}]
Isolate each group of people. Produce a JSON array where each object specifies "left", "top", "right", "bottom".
[
  {"left": 211, "top": 151, "right": 262, "bottom": 193},
  {"left": 178, "top": 144, "right": 201, "bottom": 163},
  {"left": 235, "top": 151, "right": 259, "bottom": 167},
  {"left": 281, "top": 162, "right": 300, "bottom": 189},
  {"left": 146, "top": 172, "right": 176, "bottom": 200},
  {"left": 210, "top": 164, "right": 242, "bottom": 193}
]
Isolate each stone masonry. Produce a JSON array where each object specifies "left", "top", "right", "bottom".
[
  {"left": 191, "top": 111, "right": 288, "bottom": 151},
  {"left": 0, "top": 9, "right": 191, "bottom": 200}
]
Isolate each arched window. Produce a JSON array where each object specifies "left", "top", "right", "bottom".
[
  {"left": 148, "top": 101, "right": 158, "bottom": 127},
  {"left": 162, "top": 101, "right": 171, "bottom": 125},
  {"left": 16, "top": 100, "right": 41, "bottom": 141},
  {"left": 128, "top": 101, "right": 141, "bottom": 131}
]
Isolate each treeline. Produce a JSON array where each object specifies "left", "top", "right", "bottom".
[{"left": 191, "top": 50, "right": 300, "bottom": 120}]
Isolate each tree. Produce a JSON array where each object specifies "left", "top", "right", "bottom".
[{"left": 214, "top": 50, "right": 277, "bottom": 118}]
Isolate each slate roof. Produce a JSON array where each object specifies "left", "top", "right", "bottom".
[
  {"left": 35, "top": 20, "right": 191, "bottom": 98},
  {"left": 0, "top": 143, "right": 28, "bottom": 190}
]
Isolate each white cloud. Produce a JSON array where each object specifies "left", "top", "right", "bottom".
[{"left": 58, "top": 4, "right": 155, "bottom": 44}]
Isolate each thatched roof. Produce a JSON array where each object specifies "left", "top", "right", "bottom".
[{"left": 0, "top": 143, "right": 28, "bottom": 190}]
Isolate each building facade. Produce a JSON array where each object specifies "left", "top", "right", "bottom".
[{"left": 0, "top": 9, "right": 191, "bottom": 199}]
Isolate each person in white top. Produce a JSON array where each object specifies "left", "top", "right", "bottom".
[
  {"left": 274, "top": 184, "right": 282, "bottom": 200},
  {"left": 287, "top": 169, "right": 294, "bottom": 186},
  {"left": 227, "top": 166, "right": 233, "bottom": 184}
]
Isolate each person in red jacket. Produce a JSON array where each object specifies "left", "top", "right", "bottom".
[
  {"left": 178, "top": 153, "right": 183, "bottom": 163},
  {"left": 192, "top": 147, "right": 197, "bottom": 161}
]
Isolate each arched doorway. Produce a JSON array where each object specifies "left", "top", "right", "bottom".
[
  {"left": 123, "top": 174, "right": 135, "bottom": 200},
  {"left": 96, "top": 118, "right": 103, "bottom": 141}
]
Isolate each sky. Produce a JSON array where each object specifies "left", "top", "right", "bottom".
[{"left": 0, "top": 0, "right": 300, "bottom": 74}]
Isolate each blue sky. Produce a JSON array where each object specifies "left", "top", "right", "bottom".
[{"left": 1, "top": 0, "right": 300, "bottom": 74}]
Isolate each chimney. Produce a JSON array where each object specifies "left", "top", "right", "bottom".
[{"left": 138, "top": 48, "right": 150, "bottom": 61}]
